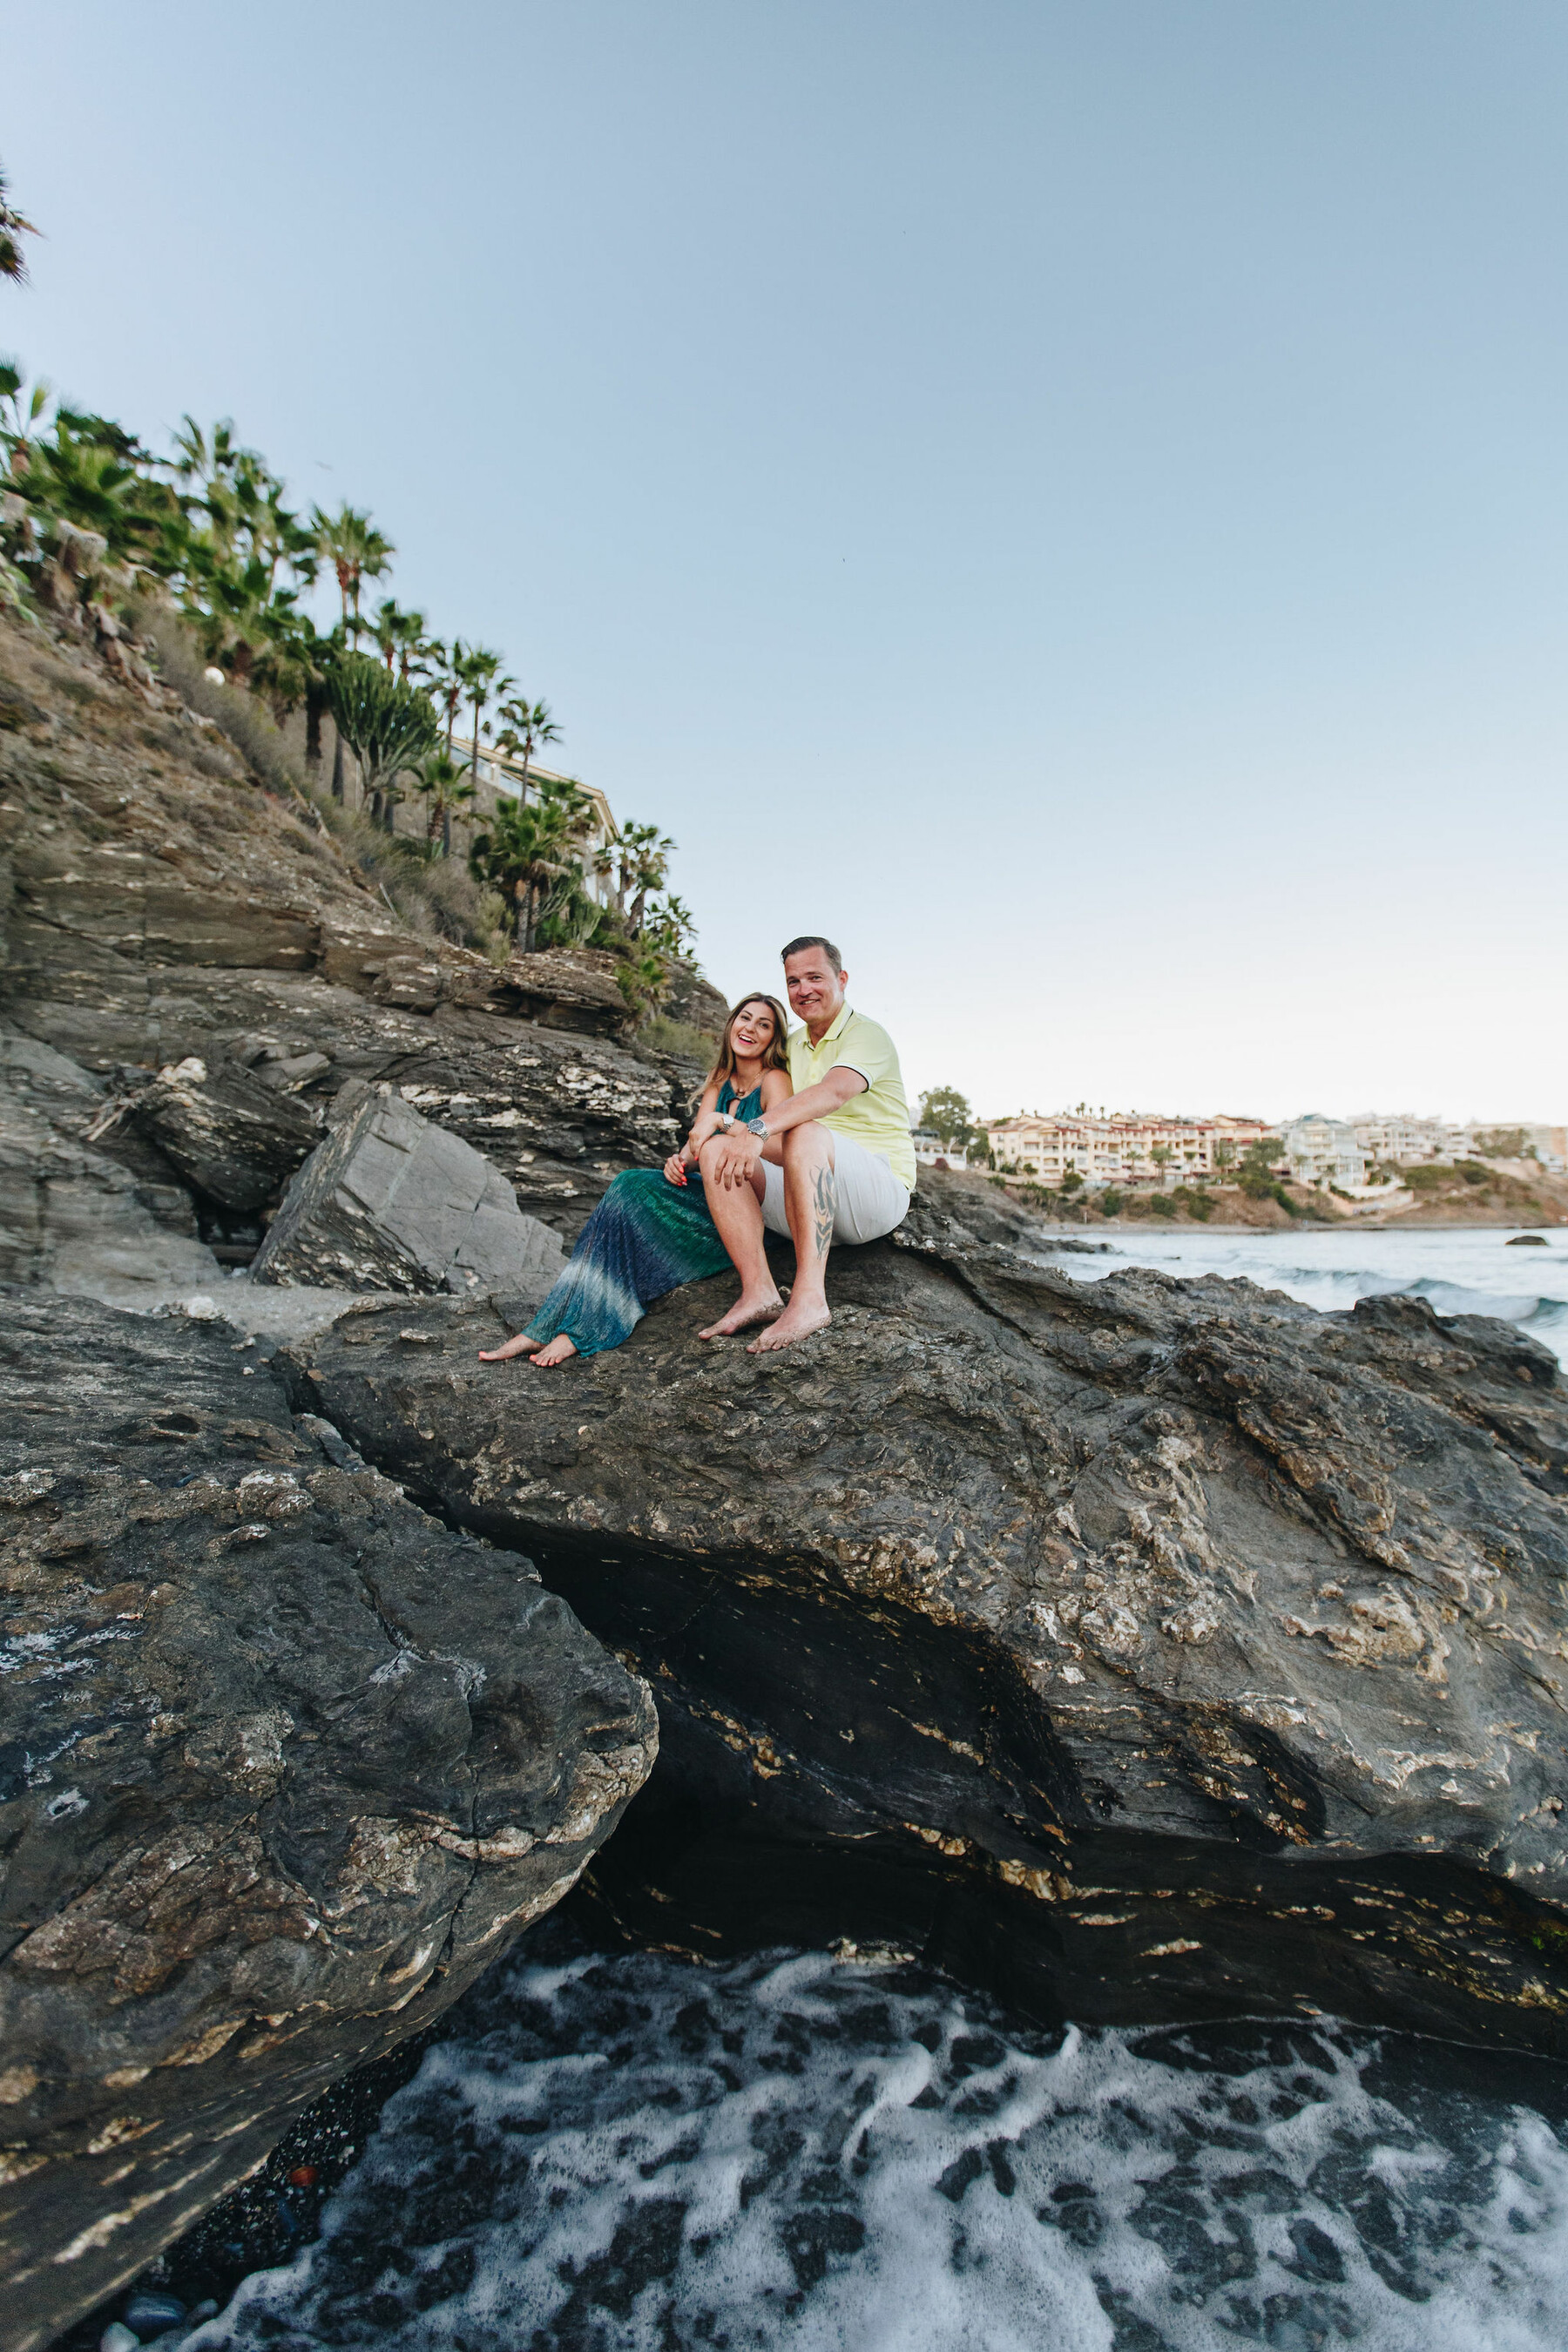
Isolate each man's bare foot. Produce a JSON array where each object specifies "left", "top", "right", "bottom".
[
  {"left": 747, "top": 1301, "right": 832, "bottom": 1353},
  {"left": 478, "top": 1333, "right": 543, "bottom": 1362},
  {"left": 698, "top": 1289, "right": 785, "bottom": 1341},
  {"left": 528, "top": 1334, "right": 578, "bottom": 1369}
]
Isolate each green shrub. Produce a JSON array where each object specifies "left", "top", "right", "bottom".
[
  {"left": 1456, "top": 1161, "right": 1490, "bottom": 1186},
  {"left": 1098, "top": 1187, "right": 1124, "bottom": 1218},
  {"left": 1146, "top": 1193, "right": 1177, "bottom": 1219},
  {"left": 1401, "top": 1164, "right": 1444, "bottom": 1192},
  {"left": 1173, "top": 1185, "right": 1212, "bottom": 1221},
  {"left": 641, "top": 1013, "right": 720, "bottom": 1066}
]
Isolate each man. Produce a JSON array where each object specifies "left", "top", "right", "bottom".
[{"left": 697, "top": 936, "right": 915, "bottom": 1351}]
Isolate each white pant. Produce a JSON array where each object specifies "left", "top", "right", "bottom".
[{"left": 760, "top": 1127, "right": 911, "bottom": 1246}]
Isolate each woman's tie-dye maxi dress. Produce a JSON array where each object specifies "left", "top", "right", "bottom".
[{"left": 518, "top": 1080, "right": 763, "bottom": 1358}]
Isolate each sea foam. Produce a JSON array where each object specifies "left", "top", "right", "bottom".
[{"left": 193, "top": 1943, "right": 1568, "bottom": 2351}]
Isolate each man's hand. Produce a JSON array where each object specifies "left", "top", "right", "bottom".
[{"left": 706, "top": 1129, "right": 763, "bottom": 1191}]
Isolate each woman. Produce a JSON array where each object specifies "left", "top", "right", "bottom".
[{"left": 478, "top": 992, "right": 793, "bottom": 1368}]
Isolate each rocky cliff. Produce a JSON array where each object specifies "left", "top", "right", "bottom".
[{"left": 0, "top": 612, "right": 710, "bottom": 1297}]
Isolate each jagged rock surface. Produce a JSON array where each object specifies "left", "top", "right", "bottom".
[
  {"left": 281, "top": 1193, "right": 1568, "bottom": 2054},
  {"left": 0, "top": 615, "right": 706, "bottom": 1247},
  {"left": 129, "top": 1058, "right": 322, "bottom": 1213},
  {"left": 0, "top": 1024, "right": 224, "bottom": 1307},
  {"left": 253, "top": 1085, "right": 564, "bottom": 1302},
  {"left": 0, "top": 1294, "right": 657, "bottom": 2351}
]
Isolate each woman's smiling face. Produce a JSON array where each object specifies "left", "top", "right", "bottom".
[{"left": 729, "top": 1000, "right": 776, "bottom": 1060}]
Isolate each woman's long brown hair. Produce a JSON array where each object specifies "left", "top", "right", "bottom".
[{"left": 705, "top": 993, "right": 791, "bottom": 1099}]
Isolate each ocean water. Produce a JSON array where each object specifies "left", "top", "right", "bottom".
[
  {"left": 188, "top": 1943, "right": 1568, "bottom": 2352},
  {"left": 1057, "top": 1225, "right": 1568, "bottom": 1367}
]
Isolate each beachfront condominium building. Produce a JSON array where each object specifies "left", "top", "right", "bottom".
[
  {"left": 1282, "top": 1115, "right": 1369, "bottom": 1188},
  {"left": 414, "top": 735, "right": 618, "bottom": 902},
  {"left": 975, "top": 1111, "right": 1269, "bottom": 1187},
  {"left": 1348, "top": 1113, "right": 1465, "bottom": 1165},
  {"left": 1348, "top": 1116, "right": 1566, "bottom": 1172}
]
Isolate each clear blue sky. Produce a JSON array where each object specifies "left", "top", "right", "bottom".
[{"left": 10, "top": 3, "right": 1566, "bottom": 1122}]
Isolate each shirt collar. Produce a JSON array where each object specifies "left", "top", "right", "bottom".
[{"left": 801, "top": 1000, "right": 852, "bottom": 1052}]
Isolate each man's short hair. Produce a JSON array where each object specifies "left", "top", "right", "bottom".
[{"left": 781, "top": 934, "right": 843, "bottom": 972}]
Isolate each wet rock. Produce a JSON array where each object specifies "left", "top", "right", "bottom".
[
  {"left": 1508, "top": 1233, "right": 1548, "bottom": 1245},
  {"left": 253, "top": 1085, "right": 564, "bottom": 1301},
  {"left": 130, "top": 1058, "right": 321, "bottom": 1214},
  {"left": 280, "top": 1198, "right": 1568, "bottom": 2055},
  {"left": 0, "top": 1293, "right": 657, "bottom": 2350}
]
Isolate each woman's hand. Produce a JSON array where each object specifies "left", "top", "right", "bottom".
[{"left": 662, "top": 1152, "right": 689, "bottom": 1186}]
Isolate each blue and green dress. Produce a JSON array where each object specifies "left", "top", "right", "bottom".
[{"left": 520, "top": 1079, "right": 762, "bottom": 1358}]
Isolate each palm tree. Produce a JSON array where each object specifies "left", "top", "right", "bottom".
[
  {"left": 495, "top": 695, "right": 561, "bottom": 802},
  {"left": 323, "top": 652, "right": 439, "bottom": 830},
  {"left": 470, "top": 777, "right": 596, "bottom": 950},
  {"left": 408, "top": 751, "right": 476, "bottom": 854},
  {"left": 0, "top": 166, "right": 39, "bottom": 287},
  {"left": 19, "top": 409, "right": 186, "bottom": 575},
  {"left": 0, "top": 361, "right": 51, "bottom": 478},
  {"left": 455, "top": 644, "right": 513, "bottom": 784},
  {"left": 309, "top": 504, "right": 394, "bottom": 645},
  {"left": 368, "top": 598, "right": 433, "bottom": 681},
  {"left": 645, "top": 893, "right": 696, "bottom": 956},
  {"left": 613, "top": 822, "right": 674, "bottom": 937}
]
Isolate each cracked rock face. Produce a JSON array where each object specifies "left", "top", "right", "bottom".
[
  {"left": 253, "top": 1085, "right": 565, "bottom": 1302},
  {"left": 280, "top": 1196, "right": 1568, "bottom": 2054},
  {"left": 0, "top": 1294, "right": 657, "bottom": 2351}
]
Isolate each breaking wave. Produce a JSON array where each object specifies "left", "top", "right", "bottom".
[
  {"left": 193, "top": 1943, "right": 1568, "bottom": 2352},
  {"left": 1064, "top": 1228, "right": 1568, "bottom": 1365}
]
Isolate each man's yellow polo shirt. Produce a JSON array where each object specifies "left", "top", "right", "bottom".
[{"left": 787, "top": 1004, "right": 917, "bottom": 1191}]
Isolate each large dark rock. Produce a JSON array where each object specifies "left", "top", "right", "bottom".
[
  {"left": 130, "top": 1057, "right": 321, "bottom": 1213},
  {"left": 0, "top": 1294, "right": 657, "bottom": 2350},
  {"left": 280, "top": 1194, "right": 1568, "bottom": 2055},
  {"left": 253, "top": 1085, "right": 564, "bottom": 1301}
]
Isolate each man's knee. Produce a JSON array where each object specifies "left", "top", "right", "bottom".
[{"left": 782, "top": 1119, "right": 834, "bottom": 1166}]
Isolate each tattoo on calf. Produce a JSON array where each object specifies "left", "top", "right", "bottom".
[{"left": 811, "top": 1162, "right": 836, "bottom": 1261}]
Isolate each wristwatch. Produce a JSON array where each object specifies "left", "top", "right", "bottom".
[
  {"left": 747, "top": 1117, "right": 769, "bottom": 1139},
  {"left": 714, "top": 1111, "right": 735, "bottom": 1131}
]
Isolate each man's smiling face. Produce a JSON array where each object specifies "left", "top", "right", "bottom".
[{"left": 783, "top": 946, "right": 847, "bottom": 1034}]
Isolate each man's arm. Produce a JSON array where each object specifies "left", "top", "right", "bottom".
[
  {"left": 703, "top": 1066, "right": 867, "bottom": 1189},
  {"left": 753, "top": 1065, "right": 865, "bottom": 1133}
]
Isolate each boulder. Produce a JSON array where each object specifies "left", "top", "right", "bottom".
[
  {"left": 0, "top": 1294, "right": 657, "bottom": 2350},
  {"left": 495, "top": 946, "right": 636, "bottom": 1038},
  {"left": 0, "top": 1025, "right": 223, "bottom": 1309},
  {"left": 253, "top": 1085, "right": 564, "bottom": 1302},
  {"left": 130, "top": 1057, "right": 322, "bottom": 1213},
  {"left": 281, "top": 1195, "right": 1568, "bottom": 2055},
  {"left": 1508, "top": 1233, "right": 1548, "bottom": 1245}
]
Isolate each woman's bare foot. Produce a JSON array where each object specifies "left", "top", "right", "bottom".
[
  {"left": 478, "top": 1333, "right": 543, "bottom": 1362},
  {"left": 747, "top": 1300, "right": 832, "bottom": 1353},
  {"left": 528, "top": 1334, "right": 578, "bottom": 1368},
  {"left": 698, "top": 1288, "right": 785, "bottom": 1341}
]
